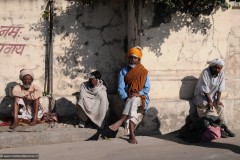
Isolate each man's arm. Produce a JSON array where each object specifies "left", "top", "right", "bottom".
[
  {"left": 26, "top": 85, "right": 42, "bottom": 100},
  {"left": 204, "top": 93, "right": 214, "bottom": 107},
  {"left": 12, "top": 85, "right": 30, "bottom": 98},
  {"left": 216, "top": 91, "right": 223, "bottom": 105},
  {"left": 139, "top": 76, "right": 150, "bottom": 97},
  {"left": 199, "top": 69, "right": 213, "bottom": 106},
  {"left": 13, "top": 84, "right": 42, "bottom": 100},
  {"left": 118, "top": 69, "right": 128, "bottom": 101}
]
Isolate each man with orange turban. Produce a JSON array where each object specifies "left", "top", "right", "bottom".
[{"left": 109, "top": 46, "right": 150, "bottom": 144}]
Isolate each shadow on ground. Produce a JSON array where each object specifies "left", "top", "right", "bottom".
[{"left": 151, "top": 131, "right": 240, "bottom": 154}]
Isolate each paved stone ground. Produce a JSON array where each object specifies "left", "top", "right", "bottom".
[{"left": 0, "top": 129, "right": 239, "bottom": 160}]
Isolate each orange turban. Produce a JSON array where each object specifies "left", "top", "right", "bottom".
[{"left": 127, "top": 47, "right": 142, "bottom": 59}]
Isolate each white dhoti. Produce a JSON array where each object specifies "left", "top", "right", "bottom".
[
  {"left": 123, "top": 97, "right": 144, "bottom": 132},
  {"left": 197, "top": 103, "right": 228, "bottom": 125},
  {"left": 16, "top": 98, "right": 46, "bottom": 120}
]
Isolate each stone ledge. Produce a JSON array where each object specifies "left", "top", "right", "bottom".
[
  {"left": 0, "top": 127, "right": 93, "bottom": 149},
  {"left": 0, "top": 124, "right": 127, "bottom": 149},
  {"left": 1, "top": 96, "right": 240, "bottom": 135}
]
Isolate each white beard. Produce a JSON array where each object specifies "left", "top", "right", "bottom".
[
  {"left": 23, "top": 84, "right": 31, "bottom": 89},
  {"left": 129, "top": 64, "right": 136, "bottom": 68}
]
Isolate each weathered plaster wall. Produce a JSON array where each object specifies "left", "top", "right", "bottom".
[
  {"left": 137, "top": 3, "right": 240, "bottom": 134},
  {"left": 141, "top": 6, "right": 240, "bottom": 100},
  {"left": 0, "top": 0, "right": 127, "bottom": 97},
  {"left": 0, "top": 0, "right": 47, "bottom": 97},
  {"left": 0, "top": 0, "right": 240, "bottom": 135},
  {"left": 52, "top": 0, "right": 127, "bottom": 96}
]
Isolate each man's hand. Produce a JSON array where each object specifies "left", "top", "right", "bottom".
[
  {"left": 208, "top": 101, "right": 214, "bottom": 107},
  {"left": 216, "top": 101, "right": 223, "bottom": 106},
  {"left": 208, "top": 101, "right": 214, "bottom": 110},
  {"left": 23, "top": 90, "right": 34, "bottom": 98},
  {"left": 129, "top": 92, "right": 141, "bottom": 98},
  {"left": 29, "top": 90, "right": 34, "bottom": 94}
]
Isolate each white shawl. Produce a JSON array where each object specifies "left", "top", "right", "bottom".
[{"left": 78, "top": 80, "right": 109, "bottom": 127}]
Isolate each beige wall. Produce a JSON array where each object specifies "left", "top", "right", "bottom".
[
  {"left": 0, "top": 0, "right": 240, "bottom": 134},
  {"left": 141, "top": 6, "right": 240, "bottom": 100},
  {"left": 138, "top": 3, "right": 240, "bottom": 133},
  {"left": 0, "top": 0, "right": 127, "bottom": 97},
  {"left": 52, "top": 0, "right": 127, "bottom": 96},
  {"left": 0, "top": 0, "right": 47, "bottom": 96}
]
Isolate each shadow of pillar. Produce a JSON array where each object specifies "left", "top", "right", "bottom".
[{"left": 136, "top": 107, "right": 162, "bottom": 136}]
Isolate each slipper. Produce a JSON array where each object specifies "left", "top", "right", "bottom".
[{"left": 101, "top": 127, "right": 118, "bottom": 138}]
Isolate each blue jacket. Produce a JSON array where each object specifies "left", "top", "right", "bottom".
[{"left": 118, "top": 66, "right": 150, "bottom": 110}]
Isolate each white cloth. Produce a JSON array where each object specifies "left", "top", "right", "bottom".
[
  {"left": 19, "top": 69, "right": 34, "bottom": 80},
  {"left": 193, "top": 67, "right": 225, "bottom": 106},
  {"left": 17, "top": 98, "right": 44, "bottom": 120},
  {"left": 122, "top": 97, "right": 143, "bottom": 131},
  {"left": 207, "top": 58, "right": 224, "bottom": 67},
  {"left": 196, "top": 104, "right": 228, "bottom": 125},
  {"left": 77, "top": 80, "right": 109, "bottom": 128}
]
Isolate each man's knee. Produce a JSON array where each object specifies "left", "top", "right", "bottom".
[
  {"left": 196, "top": 104, "right": 208, "bottom": 117},
  {"left": 126, "top": 97, "right": 141, "bottom": 105},
  {"left": 34, "top": 98, "right": 40, "bottom": 103},
  {"left": 215, "top": 104, "right": 224, "bottom": 110}
]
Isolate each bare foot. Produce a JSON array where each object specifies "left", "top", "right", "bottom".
[
  {"left": 129, "top": 136, "right": 138, "bottom": 144},
  {"left": 109, "top": 125, "right": 118, "bottom": 132},
  {"left": 9, "top": 122, "right": 18, "bottom": 129},
  {"left": 30, "top": 120, "right": 38, "bottom": 126}
]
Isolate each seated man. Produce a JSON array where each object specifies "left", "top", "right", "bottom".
[
  {"left": 76, "top": 71, "right": 109, "bottom": 129},
  {"left": 109, "top": 46, "right": 150, "bottom": 144},
  {"left": 10, "top": 69, "right": 44, "bottom": 129},
  {"left": 192, "top": 58, "right": 235, "bottom": 137}
]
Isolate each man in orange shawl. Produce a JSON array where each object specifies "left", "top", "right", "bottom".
[{"left": 109, "top": 46, "right": 150, "bottom": 144}]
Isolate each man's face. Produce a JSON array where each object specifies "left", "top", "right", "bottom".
[
  {"left": 128, "top": 56, "right": 140, "bottom": 68},
  {"left": 22, "top": 75, "right": 33, "bottom": 89},
  {"left": 89, "top": 78, "right": 98, "bottom": 87},
  {"left": 211, "top": 64, "right": 223, "bottom": 75}
]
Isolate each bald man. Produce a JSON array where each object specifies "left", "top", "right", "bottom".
[{"left": 109, "top": 46, "right": 150, "bottom": 144}]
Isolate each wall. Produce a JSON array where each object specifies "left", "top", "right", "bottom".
[
  {"left": 137, "top": 2, "right": 240, "bottom": 134},
  {"left": 0, "top": 0, "right": 240, "bottom": 135},
  {"left": 52, "top": 0, "right": 127, "bottom": 97},
  {"left": 0, "top": 0, "right": 127, "bottom": 96},
  {"left": 0, "top": 0, "right": 47, "bottom": 96}
]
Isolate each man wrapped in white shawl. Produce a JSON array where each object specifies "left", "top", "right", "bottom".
[{"left": 76, "top": 71, "right": 109, "bottom": 129}]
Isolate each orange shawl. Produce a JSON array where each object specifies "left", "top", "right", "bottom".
[{"left": 125, "top": 64, "right": 148, "bottom": 108}]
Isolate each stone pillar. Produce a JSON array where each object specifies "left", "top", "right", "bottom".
[{"left": 127, "top": 0, "right": 142, "bottom": 48}]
